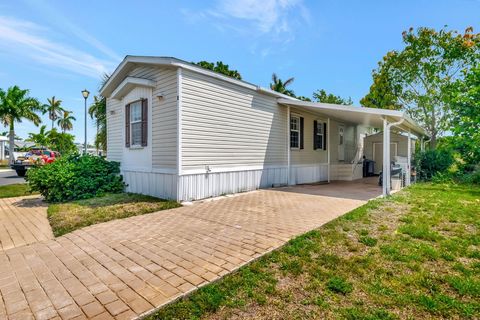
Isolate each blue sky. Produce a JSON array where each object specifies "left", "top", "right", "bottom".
[{"left": 1, "top": 0, "right": 479, "bottom": 143}]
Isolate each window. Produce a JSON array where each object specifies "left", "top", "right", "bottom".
[
  {"left": 315, "top": 121, "right": 323, "bottom": 149},
  {"left": 125, "top": 99, "right": 148, "bottom": 148},
  {"left": 290, "top": 116, "right": 300, "bottom": 148},
  {"left": 339, "top": 126, "right": 344, "bottom": 145},
  {"left": 130, "top": 101, "right": 142, "bottom": 146}
]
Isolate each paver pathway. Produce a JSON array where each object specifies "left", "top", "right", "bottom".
[
  {"left": 0, "top": 180, "right": 381, "bottom": 319},
  {"left": 0, "top": 196, "right": 53, "bottom": 251}
]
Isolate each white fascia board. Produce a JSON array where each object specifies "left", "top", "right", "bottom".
[{"left": 110, "top": 77, "right": 155, "bottom": 100}]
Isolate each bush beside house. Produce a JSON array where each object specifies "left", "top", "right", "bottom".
[{"left": 27, "top": 154, "right": 125, "bottom": 202}]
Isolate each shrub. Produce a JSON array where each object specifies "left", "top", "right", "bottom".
[
  {"left": 415, "top": 149, "right": 454, "bottom": 181},
  {"left": 26, "top": 154, "right": 125, "bottom": 202}
]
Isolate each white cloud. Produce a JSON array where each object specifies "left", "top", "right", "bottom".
[
  {"left": 0, "top": 16, "right": 115, "bottom": 78},
  {"left": 183, "top": 0, "right": 310, "bottom": 41}
]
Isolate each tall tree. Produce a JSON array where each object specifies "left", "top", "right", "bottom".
[
  {"left": 195, "top": 61, "right": 242, "bottom": 80},
  {"left": 270, "top": 73, "right": 295, "bottom": 97},
  {"left": 361, "top": 27, "right": 480, "bottom": 148},
  {"left": 26, "top": 125, "right": 49, "bottom": 149},
  {"left": 43, "top": 96, "right": 65, "bottom": 130},
  {"left": 0, "top": 86, "right": 42, "bottom": 163},
  {"left": 449, "top": 64, "right": 480, "bottom": 166},
  {"left": 57, "top": 110, "right": 76, "bottom": 133},
  {"left": 313, "top": 89, "right": 353, "bottom": 105}
]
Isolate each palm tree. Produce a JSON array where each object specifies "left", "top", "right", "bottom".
[
  {"left": 270, "top": 73, "right": 295, "bottom": 97},
  {"left": 57, "top": 110, "right": 76, "bottom": 133},
  {"left": 26, "top": 125, "right": 49, "bottom": 149},
  {"left": 0, "top": 86, "right": 42, "bottom": 164},
  {"left": 43, "top": 96, "right": 65, "bottom": 130},
  {"left": 88, "top": 95, "right": 106, "bottom": 152}
]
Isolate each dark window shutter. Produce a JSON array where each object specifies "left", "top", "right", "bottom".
[
  {"left": 300, "top": 117, "right": 304, "bottom": 149},
  {"left": 141, "top": 99, "right": 148, "bottom": 147},
  {"left": 323, "top": 122, "right": 327, "bottom": 150},
  {"left": 313, "top": 120, "right": 318, "bottom": 150},
  {"left": 125, "top": 104, "right": 130, "bottom": 147}
]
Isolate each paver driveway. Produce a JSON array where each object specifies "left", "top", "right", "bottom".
[{"left": 0, "top": 179, "right": 381, "bottom": 320}]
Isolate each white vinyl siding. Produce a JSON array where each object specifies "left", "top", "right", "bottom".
[
  {"left": 106, "top": 98, "right": 122, "bottom": 161},
  {"left": 181, "top": 69, "right": 287, "bottom": 172},
  {"left": 290, "top": 107, "right": 328, "bottom": 165},
  {"left": 129, "top": 66, "right": 178, "bottom": 169}
]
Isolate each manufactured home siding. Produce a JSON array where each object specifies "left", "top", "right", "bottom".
[
  {"left": 181, "top": 69, "right": 287, "bottom": 172},
  {"left": 364, "top": 132, "right": 414, "bottom": 160},
  {"left": 106, "top": 98, "right": 122, "bottom": 161},
  {"left": 290, "top": 107, "right": 328, "bottom": 165},
  {"left": 129, "top": 66, "right": 178, "bottom": 170}
]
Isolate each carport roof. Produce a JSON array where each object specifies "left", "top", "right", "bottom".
[{"left": 278, "top": 98, "right": 428, "bottom": 138}]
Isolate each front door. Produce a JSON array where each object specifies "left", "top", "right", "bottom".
[{"left": 338, "top": 125, "right": 345, "bottom": 161}]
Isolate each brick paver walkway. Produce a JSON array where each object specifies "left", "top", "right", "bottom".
[
  {"left": 0, "top": 196, "right": 53, "bottom": 252},
  {"left": 0, "top": 180, "right": 381, "bottom": 319}
]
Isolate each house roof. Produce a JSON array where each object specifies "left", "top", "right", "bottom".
[
  {"left": 278, "top": 99, "right": 428, "bottom": 138},
  {"left": 100, "top": 56, "right": 297, "bottom": 100},
  {"left": 102, "top": 56, "right": 427, "bottom": 138}
]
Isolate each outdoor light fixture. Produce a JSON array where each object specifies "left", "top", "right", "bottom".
[{"left": 82, "top": 89, "right": 90, "bottom": 155}]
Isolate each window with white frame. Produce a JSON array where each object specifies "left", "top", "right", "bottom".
[
  {"left": 315, "top": 121, "right": 324, "bottom": 149},
  {"left": 290, "top": 116, "right": 300, "bottom": 148},
  {"left": 130, "top": 100, "right": 142, "bottom": 146}
]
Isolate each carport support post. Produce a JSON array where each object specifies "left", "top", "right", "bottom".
[
  {"left": 406, "top": 130, "right": 411, "bottom": 186},
  {"left": 327, "top": 118, "right": 330, "bottom": 183},
  {"left": 382, "top": 118, "right": 389, "bottom": 196},
  {"left": 287, "top": 105, "right": 291, "bottom": 185}
]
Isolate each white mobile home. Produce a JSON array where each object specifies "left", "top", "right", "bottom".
[{"left": 101, "top": 56, "right": 427, "bottom": 201}]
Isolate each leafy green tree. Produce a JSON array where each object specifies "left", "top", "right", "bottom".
[
  {"left": 26, "top": 125, "right": 49, "bottom": 149},
  {"left": 449, "top": 64, "right": 480, "bottom": 166},
  {"left": 46, "top": 129, "right": 77, "bottom": 155},
  {"left": 313, "top": 89, "right": 353, "bottom": 105},
  {"left": 361, "top": 27, "right": 480, "bottom": 148},
  {"left": 0, "top": 86, "right": 42, "bottom": 163},
  {"left": 270, "top": 73, "right": 295, "bottom": 97},
  {"left": 57, "top": 110, "right": 76, "bottom": 133},
  {"left": 296, "top": 96, "right": 312, "bottom": 101},
  {"left": 195, "top": 61, "right": 242, "bottom": 80},
  {"left": 43, "top": 96, "right": 65, "bottom": 130}
]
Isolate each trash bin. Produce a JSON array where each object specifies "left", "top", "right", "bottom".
[{"left": 363, "top": 159, "right": 375, "bottom": 177}]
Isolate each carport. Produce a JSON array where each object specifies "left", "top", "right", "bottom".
[{"left": 278, "top": 99, "right": 428, "bottom": 196}]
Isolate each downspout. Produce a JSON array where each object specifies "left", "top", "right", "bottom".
[
  {"left": 383, "top": 118, "right": 405, "bottom": 196},
  {"left": 287, "top": 105, "right": 291, "bottom": 185},
  {"left": 406, "top": 130, "right": 411, "bottom": 186}
]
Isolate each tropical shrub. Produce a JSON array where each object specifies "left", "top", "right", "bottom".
[
  {"left": 26, "top": 154, "right": 125, "bottom": 202},
  {"left": 415, "top": 149, "right": 454, "bottom": 181}
]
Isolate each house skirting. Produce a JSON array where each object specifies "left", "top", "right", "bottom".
[{"left": 122, "top": 164, "right": 329, "bottom": 202}]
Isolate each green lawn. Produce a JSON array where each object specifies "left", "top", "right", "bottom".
[
  {"left": 150, "top": 183, "right": 480, "bottom": 319},
  {"left": 0, "top": 183, "right": 34, "bottom": 198},
  {"left": 48, "top": 193, "right": 181, "bottom": 237}
]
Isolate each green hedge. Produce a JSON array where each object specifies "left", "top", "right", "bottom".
[
  {"left": 26, "top": 155, "right": 125, "bottom": 202},
  {"left": 415, "top": 149, "right": 454, "bottom": 181}
]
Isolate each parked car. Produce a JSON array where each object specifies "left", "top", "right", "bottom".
[{"left": 11, "top": 148, "right": 60, "bottom": 177}]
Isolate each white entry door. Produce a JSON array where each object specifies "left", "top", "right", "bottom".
[{"left": 338, "top": 125, "right": 345, "bottom": 161}]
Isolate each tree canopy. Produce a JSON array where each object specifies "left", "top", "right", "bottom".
[
  {"left": 195, "top": 61, "right": 242, "bottom": 80},
  {"left": 313, "top": 89, "right": 353, "bottom": 105},
  {"left": 448, "top": 64, "right": 480, "bottom": 166},
  {"left": 361, "top": 27, "right": 480, "bottom": 147}
]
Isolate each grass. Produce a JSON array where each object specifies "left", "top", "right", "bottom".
[
  {"left": 47, "top": 193, "right": 181, "bottom": 237},
  {"left": 148, "top": 182, "right": 480, "bottom": 319},
  {"left": 0, "top": 183, "right": 34, "bottom": 198}
]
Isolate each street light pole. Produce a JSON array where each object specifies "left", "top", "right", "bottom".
[{"left": 81, "top": 89, "right": 90, "bottom": 155}]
